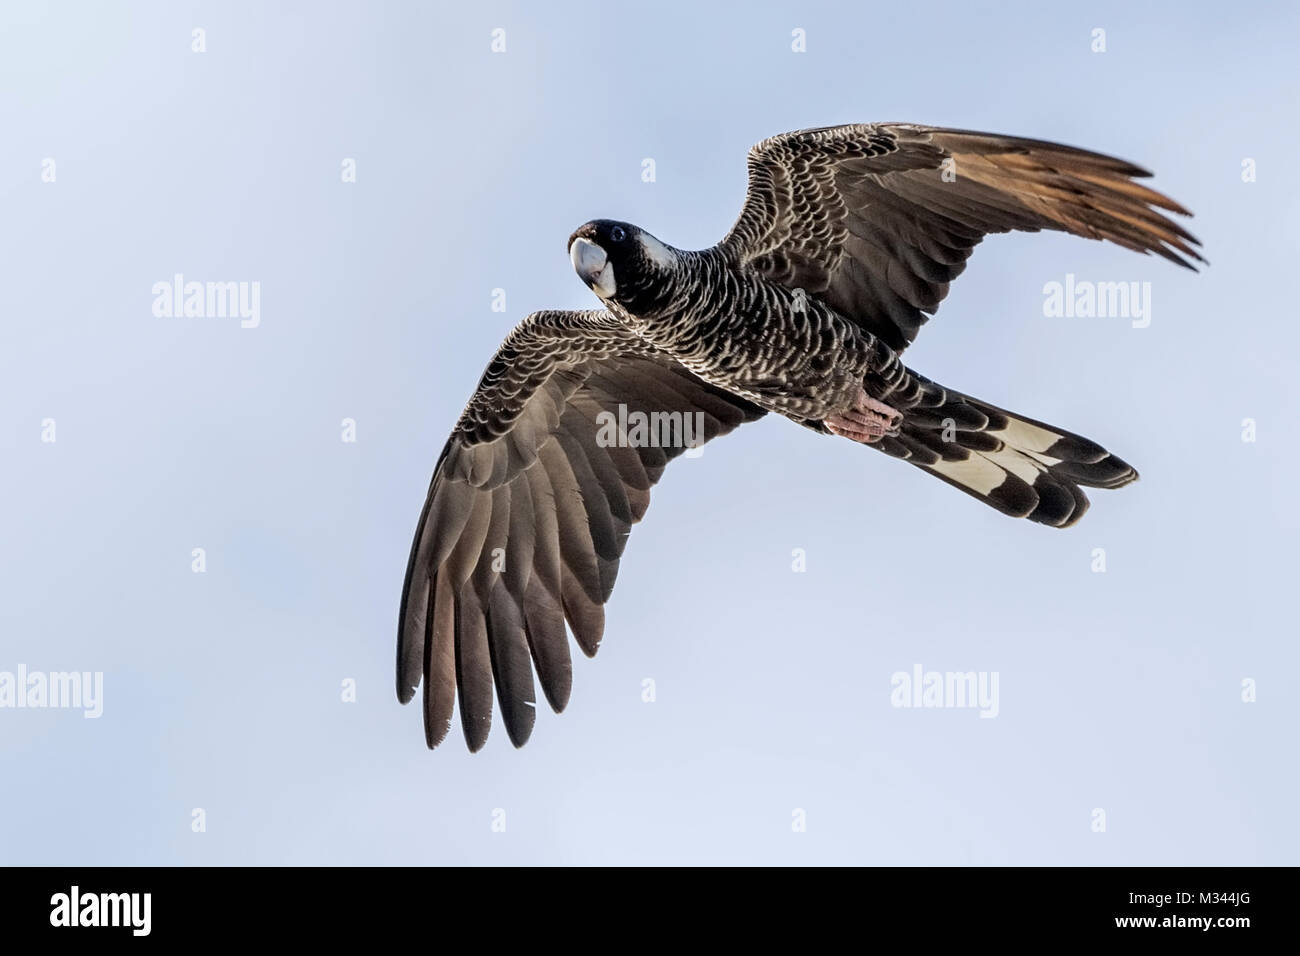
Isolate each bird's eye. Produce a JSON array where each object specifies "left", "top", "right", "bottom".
[{"left": 610, "top": 226, "right": 626, "bottom": 242}]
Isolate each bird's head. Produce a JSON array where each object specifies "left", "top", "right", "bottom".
[{"left": 567, "top": 219, "right": 680, "bottom": 314}]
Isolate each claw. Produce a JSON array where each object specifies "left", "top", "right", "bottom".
[{"left": 824, "top": 389, "right": 902, "bottom": 444}]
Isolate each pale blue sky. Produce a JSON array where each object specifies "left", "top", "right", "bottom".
[{"left": 2, "top": 0, "right": 1296, "bottom": 865}]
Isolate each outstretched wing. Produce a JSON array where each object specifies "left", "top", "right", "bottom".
[
  {"left": 397, "top": 310, "right": 765, "bottom": 751},
  {"left": 719, "top": 123, "right": 1204, "bottom": 351}
]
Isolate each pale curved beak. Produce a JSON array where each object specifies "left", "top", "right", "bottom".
[{"left": 570, "top": 237, "right": 617, "bottom": 298}]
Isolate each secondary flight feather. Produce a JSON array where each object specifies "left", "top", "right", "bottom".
[{"left": 398, "top": 123, "right": 1203, "bottom": 751}]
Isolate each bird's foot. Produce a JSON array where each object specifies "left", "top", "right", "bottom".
[{"left": 824, "top": 390, "right": 902, "bottom": 444}]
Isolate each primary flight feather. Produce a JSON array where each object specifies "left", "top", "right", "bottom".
[{"left": 398, "top": 123, "right": 1203, "bottom": 751}]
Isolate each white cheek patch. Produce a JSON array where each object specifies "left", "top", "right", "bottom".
[{"left": 637, "top": 232, "right": 676, "bottom": 270}]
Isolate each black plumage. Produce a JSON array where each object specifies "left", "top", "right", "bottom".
[{"left": 399, "top": 123, "right": 1201, "bottom": 750}]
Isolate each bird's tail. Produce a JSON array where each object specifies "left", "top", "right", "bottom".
[{"left": 872, "top": 370, "right": 1138, "bottom": 528}]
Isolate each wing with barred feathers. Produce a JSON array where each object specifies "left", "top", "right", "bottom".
[
  {"left": 720, "top": 123, "right": 1204, "bottom": 350},
  {"left": 397, "top": 310, "right": 765, "bottom": 751}
]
